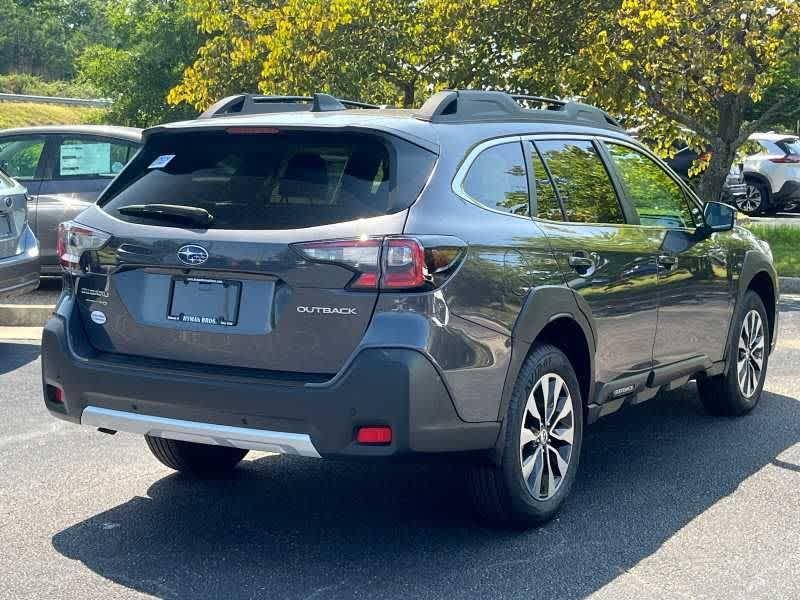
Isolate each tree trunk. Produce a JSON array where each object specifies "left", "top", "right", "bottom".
[
  {"left": 402, "top": 82, "right": 415, "bottom": 109},
  {"left": 697, "top": 146, "right": 736, "bottom": 205}
]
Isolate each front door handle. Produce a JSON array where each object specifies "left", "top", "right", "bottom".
[{"left": 658, "top": 254, "right": 678, "bottom": 268}]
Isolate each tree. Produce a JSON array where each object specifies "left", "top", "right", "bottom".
[
  {"left": 0, "top": 0, "right": 109, "bottom": 81},
  {"left": 572, "top": 0, "right": 800, "bottom": 203},
  {"left": 78, "top": 0, "right": 202, "bottom": 127},
  {"left": 170, "top": 0, "right": 491, "bottom": 111}
]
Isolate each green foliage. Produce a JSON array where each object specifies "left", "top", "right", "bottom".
[
  {"left": 0, "top": 73, "right": 100, "bottom": 98},
  {"left": 0, "top": 0, "right": 109, "bottom": 81},
  {"left": 571, "top": 0, "right": 800, "bottom": 202},
  {"left": 171, "top": 0, "right": 495, "bottom": 110},
  {"left": 78, "top": 0, "right": 202, "bottom": 127},
  {"left": 745, "top": 224, "right": 800, "bottom": 277}
]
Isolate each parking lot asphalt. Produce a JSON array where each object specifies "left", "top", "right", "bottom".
[{"left": 1, "top": 298, "right": 800, "bottom": 600}]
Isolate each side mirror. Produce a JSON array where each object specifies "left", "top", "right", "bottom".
[{"left": 703, "top": 201, "right": 736, "bottom": 233}]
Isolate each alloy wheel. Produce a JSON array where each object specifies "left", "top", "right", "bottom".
[
  {"left": 737, "top": 186, "right": 762, "bottom": 214},
  {"left": 519, "top": 373, "right": 575, "bottom": 501},
  {"left": 737, "top": 309, "right": 765, "bottom": 398}
]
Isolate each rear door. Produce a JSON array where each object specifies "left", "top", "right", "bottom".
[
  {"left": 37, "top": 134, "right": 139, "bottom": 269},
  {"left": 528, "top": 136, "right": 660, "bottom": 393},
  {"left": 73, "top": 128, "right": 436, "bottom": 376}
]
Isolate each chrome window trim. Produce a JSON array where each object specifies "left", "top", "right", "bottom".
[{"left": 451, "top": 135, "right": 533, "bottom": 221}]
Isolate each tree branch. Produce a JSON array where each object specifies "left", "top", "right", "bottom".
[
  {"left": 629, "top": 70, "right": 717, "bottom": 140},
  {"left": 736, "top": 96, "right": 796, "bottom": 145}
]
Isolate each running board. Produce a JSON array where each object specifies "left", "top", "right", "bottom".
[{"left": 81, "top": 406, "right": 321, "bottom": 458}]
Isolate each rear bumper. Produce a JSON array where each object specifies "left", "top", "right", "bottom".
[
  {"left": 41, "top": 296, "right": 499, "bottom": 459},
  {"left": 0, "top": 227, "right": 39, "bottom": 299}
]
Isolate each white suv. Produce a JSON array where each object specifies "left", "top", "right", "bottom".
[{"left": 741, "top": 132, "right": 800, "bottom": 215}]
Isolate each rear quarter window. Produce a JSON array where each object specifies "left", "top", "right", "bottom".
[{"left": 99, "top": 130, "right": 436, "bottom": 230}]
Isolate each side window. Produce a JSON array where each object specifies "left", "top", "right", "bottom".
[
  {"left": 55, "top": 137, "right": 136, "bottom": 179},
  {"left": 528, "top": 142, "right": 563, "bottom": 221},
  {"left": 535, "top": 140, "right": 624, "bottom": 224},
  {"left": 0, "top": 137, "right": 46, "bottom": 180},
  {"left": 605, "top": 142, "right": 697, "bottom": 229},
  {"left": 462, "top": 142, "right": 529, "bottom": 216}
]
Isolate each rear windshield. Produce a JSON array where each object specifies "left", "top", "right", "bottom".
[
  {"left": 776, "top": 138, "right": 800, "bottom": 155},
  {"left": 99, "top": 130, "right": 437, "bottom": 230}
]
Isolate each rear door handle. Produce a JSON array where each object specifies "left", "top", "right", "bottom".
[
  {"left": 658, "top": 255, "right": 678, "bottom": 268},
  {"left": 568, "top": 253, "right": 595, "bottom": 274}
]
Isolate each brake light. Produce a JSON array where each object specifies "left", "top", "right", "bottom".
[
  {"left": 293, "top": 236, "right": 465, "bottom": 291},
  {"left": 57, "top": 221, "right": 111, "bottom": 274},
  {"left": 769, "top": 155, "right": 800, "bottom": 164},
  {"left": 356, "top": 426, "right": 392, "bottom": 445},
  {"left": 383, "top": 238, "right": 427, "bottom": 288}
]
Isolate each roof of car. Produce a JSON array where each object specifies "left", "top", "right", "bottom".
[{"left": 0, "top": 124, "right": 143, "bottom": 142}]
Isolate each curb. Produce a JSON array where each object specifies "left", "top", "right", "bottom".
[
  {"left": 779, "top": 277, "right": 800, "bottom": 295},
  {"left": 0, "top": 304, "right": 54, "bottom": 327},
  {"left": 0, "top": 326, "right": 43, "bottom": 341}
]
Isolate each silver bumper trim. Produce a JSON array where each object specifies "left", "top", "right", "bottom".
[{"left": 81, "top": 406, "right": 322, "bottom": 458}]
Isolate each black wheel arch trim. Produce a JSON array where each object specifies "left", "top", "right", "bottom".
[
  {"left": 723, "top": 250, "right": 779, "bottom": 374},
  {"left": 498, "top": 285, "right": 597, "bottom": 425}
]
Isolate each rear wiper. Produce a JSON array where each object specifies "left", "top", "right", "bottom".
[{"left": 118, "top": 204, "right": 214, "bottom": 227}]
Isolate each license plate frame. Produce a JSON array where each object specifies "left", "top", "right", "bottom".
[{"left": 167, "top": 276, "right": 242, "bottom": 327}]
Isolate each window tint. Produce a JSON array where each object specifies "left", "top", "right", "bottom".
[
  {"left": 605, "top": 142, "right": 696, "bottom": 229},
  {"left": 56, "top": 137, "right": 136, "bottom": 179},
  {"left": 535, "top": 140, "right": 623, "bottom": 224},
  {"left": 101, "top": 130, "right": 436, "bottom": 230},
  {"left": 528, "top": 143, "right": 563, "bottom": 221},
  {"left": 0, "top": 137, "right": 45, "bottom": 180},
  {"left": 462, "top": 142, "right": 529, "bottom": 216}
]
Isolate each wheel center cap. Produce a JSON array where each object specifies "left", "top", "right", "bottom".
[{"left": 539, "top": 428, "right": 549, "bottom": 445}]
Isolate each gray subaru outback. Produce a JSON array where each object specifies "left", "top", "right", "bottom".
[{"left": 41, "top": 91, "right": 778, "bottom": 526}]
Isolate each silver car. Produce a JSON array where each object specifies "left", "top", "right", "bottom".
[
  {"left": 0, "top": 168, "right": 39, "bottom": 298},
  {"left": 0, "top": 125, "right": 142, "bottom": 274}
]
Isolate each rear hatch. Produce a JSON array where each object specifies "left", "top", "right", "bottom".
[
  {"left": 68, "top": 127, "right": 436, "bottom": 377},
  {"left": 0, "top": 169, "right": 28, "bottom": 261}
]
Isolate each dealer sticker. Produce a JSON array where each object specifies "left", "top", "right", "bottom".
[
  {"left": 148, "top": 154, "right": 175, "bottom": 169},
  {"left": 90, "top": 310, "right": 107, "bottom": 325}
]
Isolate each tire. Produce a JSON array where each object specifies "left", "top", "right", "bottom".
[
  {"left": 467, "top": 344, "right": 584, "bottom": 527},
  {"left": 145, "top": 435, "right": 249, "bottom": 475},
  {"left": 738, "top": 180, "right": 769, "bottom": 215},
  {"left": 697, "top": 291, "right": 769, "bottom": 416}
]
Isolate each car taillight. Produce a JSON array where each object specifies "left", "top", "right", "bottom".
[
  {"left": 57, "top": 221, "right": 111, "bottom": 274},
  {"left": 293, "top": 236, "right": 465, "bottom": 291},
  {"left": 769, "top": 155, "right": 800, "bottom": 164}
]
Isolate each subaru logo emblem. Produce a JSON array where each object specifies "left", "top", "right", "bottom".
[{"left": 177, "top": 244, "right": 209, "bottom": 266}]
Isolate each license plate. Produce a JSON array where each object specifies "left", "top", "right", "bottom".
[
  {"left": 168, "top": 277, "right": 241, "bottom": 326},
  {"left": 0, "top": 214, "right": 11, "bottom": 238}
]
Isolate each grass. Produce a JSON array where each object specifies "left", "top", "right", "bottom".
[
  {"left": 745, "top": 224, "right": 800, "bottom": 278},
  {"left": 0, "top": 101, "right": 105, "bottom": 128}
]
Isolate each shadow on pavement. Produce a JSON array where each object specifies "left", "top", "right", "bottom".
[
  {"left": 0, "top": 342, "right": 40, "bottom": 375},
  {"left": 52, "top": 386, "right": 800, "bottom": 600}
]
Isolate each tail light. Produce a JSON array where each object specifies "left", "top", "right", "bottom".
[
  {"left": 57, "top": 221, "right": 111, "bottom": 274},
  {"left": 293, "top": 236, "right": 466, "bottom": 291},
  {"left": 769, "top": 155, "right": 800, "bottom": 164}
]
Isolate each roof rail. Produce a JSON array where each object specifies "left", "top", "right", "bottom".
[
  {"left": 199, "top": 93, "right": 380, "bottom": 119},
  {"left": 414, "top": 90, "right": 621, "bottom": 129}
]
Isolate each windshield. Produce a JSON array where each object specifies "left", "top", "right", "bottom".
[{"left": 100, "top": 129, "right": 437, "bottom": 230}]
